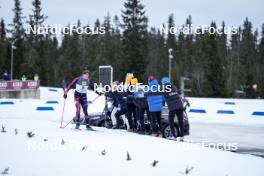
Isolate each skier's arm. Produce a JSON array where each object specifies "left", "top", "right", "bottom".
[
  {"left": 182, "top": 96, "right": 190, "bottom": 107},
  {"left": 88, "top": 80, "right": 103, "bottom": 95},
  {"left": 63, "top": 77, "right": 79, "bottom": 97}
]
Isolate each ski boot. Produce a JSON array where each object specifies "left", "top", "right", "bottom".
[
  {"left": 84, "top": 115, "right": 94, "bottom": 130},
  {"left": 75, "top": 122, "right": 81, "bottom": 129},
  {"left": 85, "top": 124, "right": 92, "bottom": 130}
]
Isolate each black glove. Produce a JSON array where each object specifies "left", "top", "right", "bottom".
[
  {"left": 63, "top": 94, "right": 67, "bottom": 99},
  {"left": 96, "top": 91, "right": 103, "bottom": 96}
]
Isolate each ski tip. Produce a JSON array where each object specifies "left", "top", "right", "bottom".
[{"left": 86, "top": 128, "right": 96, "bottom": 131}]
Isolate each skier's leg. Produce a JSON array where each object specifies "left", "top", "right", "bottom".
[
  {"left": 134, "top": 105, "right": 139, "bottom": 131},
  {"left": 139, "top": 108, "right": 146, "bottom": 133},
  {"left": 126, "top": 104, "right": 134, "bottom": 130},
  {"left": 176, "top": 109, "right": 184, "bottom": 138},
  {"left": 111, "top": 107, "right": 118, "bottom": 125},
  {"left": 146, "top": 108, "right": 151, "bottom": 122},
  {"left": 74, "top": 93, "right": 81, "bottom": 122},
  {"left": 145, "top": 108, "right": 151, "bottom": 134},
  {"left": 169, "top": 110, "right": 177, "bottom": 137},
  {"left": 132, "top": 104, "right": 137, "bottom": 130},
  {"left": 115, "top": 109, "right": 123, "bottom": 128},
  {"left": 74, "top": 92, "right": 81, "bottom": 129},
  {"left": 150, "top": 112, "right": 157, "bottom": 135},
  {"left": 120, "top": 109, "right": 127, "bottom": 128},
  {"left": 156, "top": 111, "right": 162, "bottom": 135},
  {"left": 80, "top": 94, "right": 89, "bottom": 123}
]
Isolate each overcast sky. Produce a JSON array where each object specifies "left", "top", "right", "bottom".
[{"left": 0, "top": 0, "right": 264, "bottom": 30}]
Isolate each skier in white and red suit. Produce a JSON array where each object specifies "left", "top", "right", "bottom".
[{"left": 63, "top": 69, "right": 101, "bottom": 129}]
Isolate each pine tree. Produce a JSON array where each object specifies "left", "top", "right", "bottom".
[
  {"left": 101, "top": 13, "right": 123, "bottom": 80},
  {"left": 166, "top": 14, "right": 176, "bottom": 49},
  {"left": 218, "top": 21, "right": 228, "bottom": 95},
  {"left": 0, "top": 18, "right": 9, "bottom": 74},
  {"left": 239, "top": 18, "right": 257, "bottom": 98},
  {"left": 150, "top": 28, "right": 167, "bottom": 80},
  {"left": 9, "top": 0, "right": 25, "bottom": 40},
  {"left": 9, "top": 0, "right": 26, "bottom": 79},
  {"left": 227, "top": 27, "right": 241, "bottom": 96},
  {"left": 166, "top": 14, "right": 178, "bottom": 85},
  {"left": 189, "top": 27, "right": 207, "bottom": 96},
  {"left": 121, "top": 0, "right": 148, "bottom": 81},
  {"left": 0, "top": 18, "right": 6, "bottom": 39},
  {"left": 113, "top": 15, "right": 121, "bottom": 36},
  {"left": 112, "top": 15, "right": 124, "bottom": 80},
  {"left": 29, "top": 0, "right": 47, "bottom": 41},
  {"left": 23, "top": 16, "right": 38, "bottom": 77},
  {"left": 204, "top": 22, "right": 227, "bottom": 97},
  {"left": 145, "top": 28, "right": 166, "bottom": 80},
  {"left": 26, "top": 0, "right": 50, "bottom": 85},
  {"left": 183, "top": 16, "right": 194, "bottom": 85},
  {"left": 176, "top": 28, "right": 185, "bottom": 87},
  {"left": 258, "top": 24, "right": 264, "bottom": 98},
  {"left": 57, "top": 21, "right": 84, "bottom": 85}
]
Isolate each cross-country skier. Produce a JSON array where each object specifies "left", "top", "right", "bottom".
[{"left": 63, "top": 69, "right": 100, "bottom": 129}]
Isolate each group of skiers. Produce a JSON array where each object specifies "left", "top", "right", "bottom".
[{"left": 63, "top": 69, "right": 187, "bottom": 141}]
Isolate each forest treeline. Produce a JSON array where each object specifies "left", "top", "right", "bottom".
[{"left": 0, "top": 0, "right": 264, "bottom": 98}]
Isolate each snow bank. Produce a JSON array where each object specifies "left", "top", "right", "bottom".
[
  {"left": 0, "top": 118, "right": 264, "bottom": 176},
  {"left": 1, "top": 87, "right": 264, "bottom": 176}
]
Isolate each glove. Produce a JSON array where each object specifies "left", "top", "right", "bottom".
[
  {"left": 96, "top": 91, "right": 103, "bottom": 96},
  {"left": 63, "top": 93, "right": 67, "bottom": 99}
]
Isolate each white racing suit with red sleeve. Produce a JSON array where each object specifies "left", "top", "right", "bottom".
[{"left": 65, "top": 76, "right": 94, "bottom": 123}]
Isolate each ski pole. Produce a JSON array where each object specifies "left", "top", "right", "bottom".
[
  {"left": 60, "top": 99, "right": 67, "bottom": 128},
  {"left": 92, "top": 94, "right": 101, "bottom": 102},
  {"left": 88, "top": 93, "right": 103, "bottom": 104},
  {"left": 61, "top": 119, "right": 73, "bottom": 129}
]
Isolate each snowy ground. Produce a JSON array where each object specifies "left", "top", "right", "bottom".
[
  {"left": 186, "top": 120, "right": 264, "bottom": 157},
  {"left": 1, "top": 87, "right": 264, "bottom": 175},
  {"left": 1, "top": 118, "right": 264, "bottom": 176}
]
